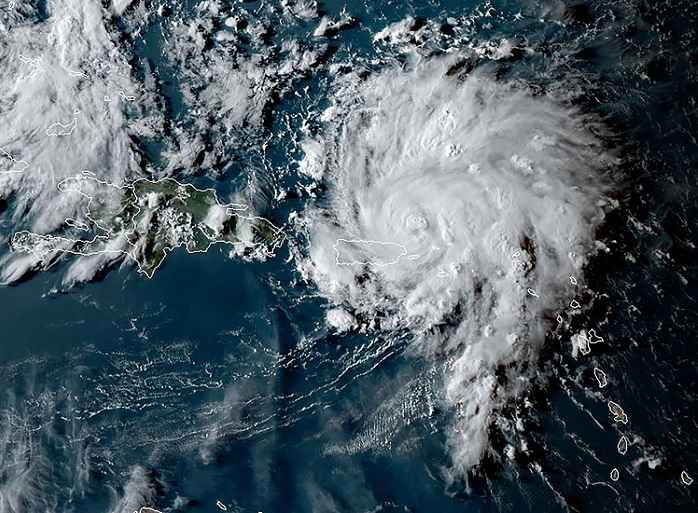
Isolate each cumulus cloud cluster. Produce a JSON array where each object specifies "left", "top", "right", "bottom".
[
  {"left": 0, "top": 0, "right": 313, "bottom": 284},
  {"left": 297, "top": 56, "right": 615, "bottom": 475},
  {"left": 0, "top": 0, "right": 158, "bottom": 282}
]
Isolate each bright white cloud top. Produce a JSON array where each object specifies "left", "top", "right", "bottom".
[{"left": 297, "top": 56, "right": 616, "bottom": 475}]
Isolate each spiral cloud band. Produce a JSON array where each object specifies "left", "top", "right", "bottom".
[{"left": 299, "top": 57, "right": 615, "bottom": 474}]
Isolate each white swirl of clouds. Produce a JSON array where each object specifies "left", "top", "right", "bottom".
[{"left": 297, "top": 56, "right": 616, "bottom": 476}]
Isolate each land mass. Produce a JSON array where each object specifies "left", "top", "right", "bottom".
[{"left": 11, "top": 172, "right": 284, "bottom": 278}]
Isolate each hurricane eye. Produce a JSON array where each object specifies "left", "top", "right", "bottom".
[{"left": 406, "top": 213, "right": 429, "bottom": 231}]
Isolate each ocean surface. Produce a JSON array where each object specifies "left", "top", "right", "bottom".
[{"left": 0, "top": 1, "right": 697, "bottom": 512}]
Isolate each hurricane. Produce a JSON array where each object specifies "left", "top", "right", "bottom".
[
  {"left": 297, "top": 55, "right": 616, "bottom": 476},
  {"left": 1, "top": 0, "right": 694, "bottom": 510}
]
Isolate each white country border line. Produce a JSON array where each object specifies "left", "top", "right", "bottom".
[
  {"left": 0, "top": 148, "right": 30, "bottom": 175},
  {"left": 46, "top": 113, "right": 79, "bottom": 137},
  {"left": 333, "top": 238, "right": 409, "bottom": 267},
  {"left": 10, "top": 172, "right": 285, "bottom": 279}
]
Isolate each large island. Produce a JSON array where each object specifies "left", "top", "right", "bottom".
[{"left": 11, "top": 172, "right": 284, "bottom": 278}]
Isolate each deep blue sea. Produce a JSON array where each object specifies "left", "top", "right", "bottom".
[{"left": 0, "top": 1, "right": 697, "bottom": 512}]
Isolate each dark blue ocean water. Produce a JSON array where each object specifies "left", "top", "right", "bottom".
[{"left": 1, "top": 1, "right": 697, "bottom": 512}]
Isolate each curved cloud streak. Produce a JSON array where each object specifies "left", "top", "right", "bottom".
[{"left": 299, "top": 56, "right": 615, "bottom": 475}]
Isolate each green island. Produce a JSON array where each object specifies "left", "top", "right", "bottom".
[{"left": 11, "top": 175, "right": 285, "bottom": 278}]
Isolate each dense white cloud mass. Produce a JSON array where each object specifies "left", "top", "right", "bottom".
[
  {"left": 0, "top": 0, "right": 293, "bottom": 284},
  {"left": 0, "top": 0, "right": 155, "bottom": 281},
  {"left": 0, "top": 0, "right": 622, "bottom": 492},
  {"left": 0, "top": 0, "right": 147, "bottom": 222},
  {"left": 298, "top": 56, "right": 615, "bottom": 475}
]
